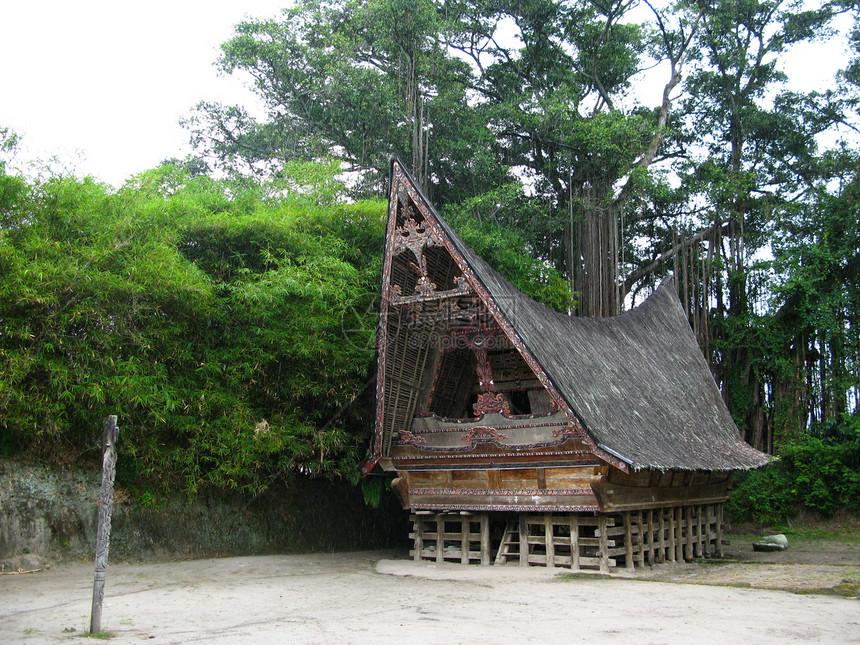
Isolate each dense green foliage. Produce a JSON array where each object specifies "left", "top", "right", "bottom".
[
  {"left": 727, "top": 416, "right": 860, "bottom": 525},
  {"left": 0, "top": 165, "right": 383, "bottom": 494},
  {"left": 0, "top": 157, "right": 569, "bottom": 495}
]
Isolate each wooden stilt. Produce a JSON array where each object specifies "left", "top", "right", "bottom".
[
  {"left": 668, "top": 507, "right": 676, "bottom": 563},
  {"left": 658, "top": 508, "right": 666, "bottom": 563},
  {"left": 461, "top": 517, "right": 470, "bottom": 564},
  {"left": 436, "top": 515, "right": 445, "bottom": 563},
  {"left": 716, "top": 505, "right": 724, "bottom": 557},
  {"left": 480, "top": 513, "right": 491, "bottom": 565},
  {"left": 710, "top": 505, "right": 716, "bottom": 555},
  {"left": 646, "top": 509, "right": 654, "bottom": 565},
  {"left": 413, "top": 515, "right": 423, "bottom": 562},
  {"left": 624, "top": 512, "right": 634, "bottom": 572},
  {"left": 544, "top": 513, "right": 555, "bottom": 568},
  {"left": 598, "top": 515, "right": 609, "bottom": 574},
  {"left": 636, "top": 511, "right": 645, "bottom": 568},
  {"left": 518, "top": 514, "right": 529, "bottom": 567},
  {"left": 684, "top": 506, "right": 693, "bottom": 561},
  {"left": 570, "top": 515, "right": 580, "bottom": 571}
]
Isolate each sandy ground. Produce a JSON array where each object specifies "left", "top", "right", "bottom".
[{"left": 1, "top": 545, "right": 859, "bottom": 645}]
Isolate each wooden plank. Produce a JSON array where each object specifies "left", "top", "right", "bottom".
[
  {"left": 501, "top": 468, "right": 538, "bottom": 483},
  {"left": 544, "top": 466, "right": 602, "bottom": 488},
  {"left": 461, "top": 518, "right": 469, "bottom": 564},
  {"left": 408, "top": 471, "right": 450, "bottom": 486},
  {"left": 674, "top": 506, "right": 682, "bottom": 562},
  {"left": 591, "top": 480, "right": 732, "bottom": 511},
  {"left": 451, "top": 470, "right": 488, "bottom": 487}
]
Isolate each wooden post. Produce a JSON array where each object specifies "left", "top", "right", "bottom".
[
  {"left": 436, "top": 515, "right": 445, "bottom": 563},
  {"left": 480, "top": 513, "right": 490, "bottom": 566},
  {"left": 658, "top": 508, "right": 666, "bottom": 563},
  {"left": 684, "top": 506, "right": 694, "bottom": 561},
  {"left": 569, "top": 515, "right": 580, "bottom": 570},
  {"left": 518, "top": 514, "right": 529, "bottom": 566},
  {"left": 544, "top": 513, "right": 555, "bottom": 568},
  {"left": 635, "top": 511, "right": 645, "bottom": 568},
  {"left": 668, "top": 507, "right": 676, "bottom": 563},
  {"left": 623, "top": 512, "right": 634, "bottom": 572},
  {"left": 597, "top": 515, "right": 609, "bottom": 574},
  {"left": 715, "top": 504, "right": 724, "bottom": 558},
  {"left": 90, "top": 416, "right": 119, "bottom": 635},
  {"left": 646, "top": 509, "right": 654, "bottom": 565},
  {"left": 413, "top": 515, "right": 424, "bottom": 562}
]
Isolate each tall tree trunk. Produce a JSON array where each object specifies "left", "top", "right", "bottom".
[{"left": 569, "top": 182, "right": 621, "bottom": 318}]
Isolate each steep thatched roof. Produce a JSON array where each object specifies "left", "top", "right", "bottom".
[{"left": 433, "top": 210, "right": 769, "bottom": 472}]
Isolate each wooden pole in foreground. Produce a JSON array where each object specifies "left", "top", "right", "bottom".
[{"left": 90, "top": 415, "right": 119, "bottom": 634}]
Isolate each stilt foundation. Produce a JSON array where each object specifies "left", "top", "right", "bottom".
[{"left": 409, "top": 504, "right": 725, "bottom": 571}]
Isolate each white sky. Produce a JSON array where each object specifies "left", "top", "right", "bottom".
[
  {"left": 0, "top": 1, "right": 853, "bottom": 188},
  {"left": 1, "top": 1, "right": 286, "bottom": 187}
]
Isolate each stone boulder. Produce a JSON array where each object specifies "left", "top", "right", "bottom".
[{"left": 752, "top": 534, "right": 789, "bottom": 552}]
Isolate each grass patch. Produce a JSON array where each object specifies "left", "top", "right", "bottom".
[
  {"left": 76, "top": 631, "right": 115, "bottom": 639},
  {"left": 779, "top": 527, "right": 860, "bottom": 542}
]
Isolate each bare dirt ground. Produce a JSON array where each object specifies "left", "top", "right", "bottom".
[
  {"left": 635, "top": 533, "right": 860, "bottom": 596},
  {"left": 1, "top": 536, "right": 858, "bottom": 644}
]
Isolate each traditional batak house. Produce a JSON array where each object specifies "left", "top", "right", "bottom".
[{"left": 364, "top": 158, "right": 769, "bottom": 571}]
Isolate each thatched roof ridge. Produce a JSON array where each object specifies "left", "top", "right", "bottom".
[{"left": 433, "top": 212, "right": 769, "bottom": 472}]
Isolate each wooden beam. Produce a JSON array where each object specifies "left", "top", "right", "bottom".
[{"left": 591, "top": 480, "right": 731, "bottom": 512}]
